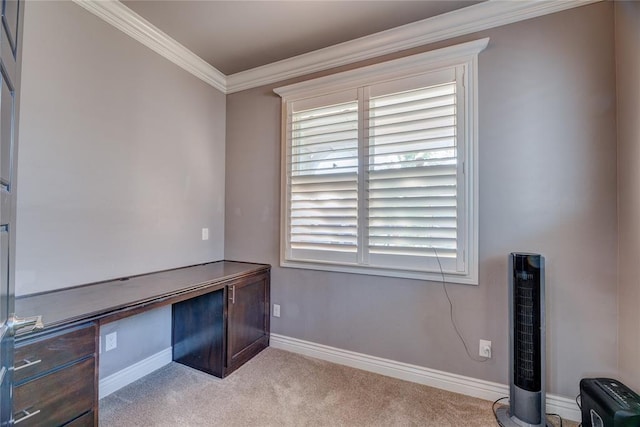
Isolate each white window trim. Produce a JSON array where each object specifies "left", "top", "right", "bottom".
[{"left": 275, "top": 38, "right": 488, "bottom": 285}]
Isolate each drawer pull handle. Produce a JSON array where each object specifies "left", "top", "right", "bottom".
[
  {"left": 14, "top": 408, "right": 41, "bottom": 424},
  {"left": 14, "top": 359, "right": 42, "bottom": 371},
  {"left": 229, "top": 285, "right": 235, "bottom": 304}
]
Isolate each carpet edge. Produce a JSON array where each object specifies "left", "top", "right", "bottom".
[{"left": 269, "top": 333, "right": 580, "bottom": 422}]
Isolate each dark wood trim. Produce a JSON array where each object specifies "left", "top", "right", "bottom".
[{"left": 92, "top": 329, "right": 99, "bottom": 427}]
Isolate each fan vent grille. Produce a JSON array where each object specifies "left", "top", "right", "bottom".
[{"left": 514, "top": 269, "right": 541, "bottom": 392}]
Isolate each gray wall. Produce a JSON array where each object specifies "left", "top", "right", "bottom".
[
  {"left": 14, "top": 0, "right": 624, "bottom": 398},
  {"left": 16, "top": 2, "right": 225, "bottom": 376},
  {"left": 225, "top": 2, "right": 618, "bottom": 397},
  {"left": 616, "top": 1, "right": 640, "bottom": 393},
  {"left": 16, "top": 1, "right": 226, "bottom": 295},
  {"left": 100, "top": 306, "right": 171, "bottom": 378}
]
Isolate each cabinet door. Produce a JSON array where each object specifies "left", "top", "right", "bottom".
[{"left": 226, "top": 273, "right": 269, "bottom": 371}]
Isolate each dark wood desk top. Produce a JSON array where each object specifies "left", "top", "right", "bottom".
[{"left": 15, "top": 261, "right": 270, "bottom": 332}]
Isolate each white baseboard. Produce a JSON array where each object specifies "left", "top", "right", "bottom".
[
  {"left": 270, "top": 333, "right": 580, "bottom": 422},
  {"left": 99, "top": 347, "right": 173, "bottom": 399}
]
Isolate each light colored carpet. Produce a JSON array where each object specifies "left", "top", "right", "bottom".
[{"left": 99, "top": 347, "right": 576, "bottom": 426}]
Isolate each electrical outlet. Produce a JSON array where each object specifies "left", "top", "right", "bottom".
[
  {"left": 202, "top": 228, "right": 209, "bottom": 240},
  {"left": 273, "top": 304, "right": 280, "bottom": 318},
  {"left": 105, "top": 332, "right": 118, "bottom": 352},
  {"left": 479, "top": 339, "right": 492, "bottom": 358}
]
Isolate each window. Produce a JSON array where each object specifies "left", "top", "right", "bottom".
[{"left": 275, "top": 38, "right": 488, "bottom": 284}]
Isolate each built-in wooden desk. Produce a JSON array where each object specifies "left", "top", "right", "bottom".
[{"left": 13, "top": 260, "right": 270, "bottom": 426}]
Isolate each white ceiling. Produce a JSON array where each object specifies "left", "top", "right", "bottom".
[{"left": 122, "top": 1, "right": 482, "bottom": 75}]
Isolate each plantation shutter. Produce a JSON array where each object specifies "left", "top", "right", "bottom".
[
  {"left": 286, "top": 91, "right": 359, "bottom": 264},
  {"left": 276, "top": 39, "right": 487, "bottom": 283},
  {"left": 366, "top": 70, "right": 463, "bottom": 272}
]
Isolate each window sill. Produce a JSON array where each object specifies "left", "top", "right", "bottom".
[{"left": 280, "top": 259, "right": 478, "bottom": 285}]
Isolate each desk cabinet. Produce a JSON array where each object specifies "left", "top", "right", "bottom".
[
  {"left": 14, "top": 261, "right": 270, "bottom": 426},
  {"left": 13, "top": 323, "right": 97, "bottom": 426},
  {"left": 173, "top": 270, "right": 270, "bottom": 377},
  {"left": 226, "top": 272, "right": 270, "bottom": 374}
]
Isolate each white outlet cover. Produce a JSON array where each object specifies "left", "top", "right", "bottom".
[
  {"left": 273, "top": 304, "right": 281, "bottom": 318},
  {"left": 105, "top": 331, "right": 117, "bottom": 352},
  {"left": 202, "top": 228, "right": 209, "bottom": 240},
  {"left": 479, "top": 339, "right": 492, "bottom": 358}
]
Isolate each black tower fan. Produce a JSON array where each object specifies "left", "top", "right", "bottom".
[{"left": 495, "top": 253, "right": 550, "bottom": 427}]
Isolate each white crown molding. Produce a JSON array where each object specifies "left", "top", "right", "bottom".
[
  {"left": 226, "top": 0, "right": 600, "bottom": 93},
  {"left": 270, "top": 333, "right": 581, "bottom": 422},
  {"left": 74, "top": 0, "right": 600, "bottom": 94},
  {"left": 72, "top": 0, "right": 227, "bottom": 93},
  {"left": 274, "top": 38, "right": 488, "bottom": 100}
]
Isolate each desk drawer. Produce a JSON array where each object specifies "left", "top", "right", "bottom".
[
  {"left": 64, "top": 411, "right": 94, "bottom": 427},
  {"left": 13, "top": 357, "right": 95, "bottom": 427},
  {"left": 14, "top": 324, "right": 95, "bottom": 384}
]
